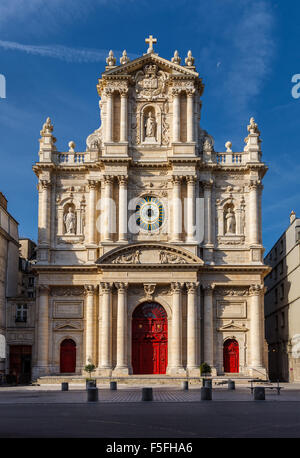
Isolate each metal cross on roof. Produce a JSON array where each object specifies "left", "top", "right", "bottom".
[{"left": 145, "top": 35, "right": 157, "bottom": 54}]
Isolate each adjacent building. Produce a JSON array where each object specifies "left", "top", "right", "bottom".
[
  {"left": 0, "top": 192, "right": 19, "bottom": 376},
  {"left": 31, "top": 37, "right": 269, "bottom": 381},
  {"left": 264, "top": 211, "right": 300, "bottom": 381}
]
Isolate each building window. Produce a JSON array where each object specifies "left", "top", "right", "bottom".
[
  {"left": 275, "top": 315, "right": 279, "bottom": 330},
  {"left": 275, "top": 288, "right": 278, "bottom": 304},
  {"left": 280, "top": 239, "right": 284, "bottom": 253},
  {"left": 15, "top": 305, "right": 28, "bottom": 323},
  {"left": 280, "top": 284, "right": 284, "bottom": 300},
  {"left": 281, "top": 311, "right": 285, "bottom": 328},
  {"left": 28, "top": 277, "right": 34, "bottom": 287}
]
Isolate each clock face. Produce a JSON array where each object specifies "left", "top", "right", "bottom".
[{"left": 136, "top": 196, "right": 165, "bottom": 232}]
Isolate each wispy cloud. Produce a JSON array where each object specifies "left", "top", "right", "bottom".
[{"left": 0, "top": 39, "right": 137, "bottom": 63}]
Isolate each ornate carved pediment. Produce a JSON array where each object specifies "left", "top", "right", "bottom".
[
  {"left": 217, "top": 320, "right": 248, "bottom": 332},
  {"left": 96, "top": 243, "right": 203, "bottom": 266}
]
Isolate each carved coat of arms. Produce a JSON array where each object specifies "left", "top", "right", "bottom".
[{"left": 135, "top": 64, "right": 168, "bottom": 99}]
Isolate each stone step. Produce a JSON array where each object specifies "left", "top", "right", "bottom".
[{"left": 36, "top": 375, "right": 258, "bottom": 386}]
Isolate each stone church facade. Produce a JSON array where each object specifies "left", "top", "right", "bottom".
[{"left": 32, "top": 37, "right": 269, "bottom": 380}]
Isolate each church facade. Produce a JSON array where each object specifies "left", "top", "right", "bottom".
[{"left": 32, "top": 37, "right": 269, "bottom": 380}]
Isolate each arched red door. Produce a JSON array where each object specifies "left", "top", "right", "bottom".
[
  {"left": 223, "top": 339, "right": 239, "bottom": 373},
  {"left": 60, "top": 339, "right": 76, "bottom": 373},
  {"left": 132, "top": 302, "right": 167, "bottom": 374}
]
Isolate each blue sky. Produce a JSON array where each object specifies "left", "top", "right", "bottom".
[{"left": 0, "top": 0, "right": 299, "bottom": 254}]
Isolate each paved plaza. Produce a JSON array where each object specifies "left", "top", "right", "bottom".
[{"left": 0, "top": 383, "right": 299, "bottom": 438}]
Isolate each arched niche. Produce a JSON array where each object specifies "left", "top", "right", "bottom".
[{"left": 140, "top": 103, "right": 162, "bottom": 145}]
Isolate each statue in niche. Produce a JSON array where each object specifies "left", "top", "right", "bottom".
[
  {"left": 64, "top": 207, "right": 76, "bottom": 234},
  {"left": 145, "top": 111, "right": 156, "bottom": 140},
  {"left": 225, "top": 207, "right": 236, "bottom": 235}
]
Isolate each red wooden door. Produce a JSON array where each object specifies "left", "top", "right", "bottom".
[
  {"left": 60, "top": 339, "right": 76, "bottom": 373},
  {"left": 223, "top": 339, "right": 239, "bottom": 373},
  {"left": 132, "top": 302, "right": 168, "bottom": 374}
]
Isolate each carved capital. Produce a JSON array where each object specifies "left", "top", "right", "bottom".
[
  {"left": 88, "top": 180, "right": 98, "bottom": 190},
  {"left": 186, "top": 282, "right": 199, "bottom": 293},
  {"left": 186, "top": 175, "right": 196, "bottom": 184},
  {"left": 38, "top": 285, "right": 50, "bottom": 295},
  {"left": 172, "top": 175, "right": 182, "bottom": 185},
  {"left": 118, "top": 175, "right": 128, "bottom": 186},
  {"left": 203, "top": 284, "right": 215, "bottom": 295},
  {"left": 249, "top": 284, "right": 264, "bottom": 296},
  {"left": 171, "top": 282, "right": 184, "bottom": 293},
  {"left": 103, "top": 175, "right": 114, "bottom": 185},
  {"left": 115, "top": 282, "right": 128, "bottom": 292},
  {"left": 249, "top": 180, "right": 263, "bottom": 191},
  {"left": 40, "top": 180, "right": 51, "bottom": 190},
  {"left": 100, "top": 282, "right": 113, "bottom": 293},
  {"left": 202, "top": 179, "right": 213, "bottom": 191},
  {"left": 84, "top": 284, "right": 95, "bottom": 295}
]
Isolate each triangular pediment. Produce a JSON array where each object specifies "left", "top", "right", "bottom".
[
  {"left": 217, "top": 320, "right": 248, "bottom": 332},
  {"left": 103, "top": 53, "right": 199, "bottom": 78},
  {"left": 96, "top": 242, "right": 204, "bottom": 266}
]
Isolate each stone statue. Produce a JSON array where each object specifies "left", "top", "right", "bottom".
[
  {"left": 225, "top": 208, "right": 236, "bottom": 235},
  {"left": 64, "top": 207, "right": 76, "bottom": 234},
  {"left": 145, "top": 112, "right": 156, "bottom": 138}
]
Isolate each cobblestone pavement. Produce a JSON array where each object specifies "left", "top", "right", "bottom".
[{"left": 0, "top": 384, "right": 299, "bottom": 403}]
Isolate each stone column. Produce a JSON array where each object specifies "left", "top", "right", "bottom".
[
  {"left": 114, "top": 282, "right": 129, "bottom": 374},
  {"left": 99, "top": 282, "right": 113, "bottom": 375},
  {"left": 249, "top": 285, "right": 265, "bottom": 372},
  {"left": 88, "top": 180, "right": 97, "bottom": 245},
  {"left": 172, "top": 176, "right": 182, "bottom": 242},
  {"left": 85, "top": 285, "right": 95, "bottom": 365},
  {"left": 203, "top": 285, "right": 214, "bottom": 368},
  {"left": 103, "top": 176, "right": 114, "bottom": 242},
  {"left": 186, "top": 282, "right": 199, "bottom": 375},
  {"left": 105, "top": 90, "right": 113, "bottom": 143},
  {"left": 186, "top": 90, "right": 195, "bottom": 142},
  {"left": 203, "top": 180, "right": 213, "bottom": 246},
  {"left": 249, "top": 181, "right": 262, "bottom": 245},
  {"left": 168, "top": 282, "right": 185, "bottom": 374},
  {"left": 172, "top": 89, "right": 180, "bottom": 142},
  {"left": 118, "top": 176, "right": 128, "bottom": 242},
  {"left": 36, "top": 285, "right": 50, "bottom": 376},
  {"left": 39, "top": 180, "right": 51, "bottom": 246},
  {"left": 120, "top": 91, "right": 128, "bottom": 142},
  {"left": 186, "top": 176, "right": 196, "bottom": 243}
]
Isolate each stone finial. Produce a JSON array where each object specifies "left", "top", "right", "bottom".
[
  {"left": 290, "top": 210, "right": 296, "bottom": 224},
  {"left": 106, "top": 50, "right": 116, "bottom": 67},
  {"left": 225, "top": 141, "right": 232, "bottom": 152},
  {"left": 68, "top": 141, "right": 75, "bottom": 152},
  {"left": 247, "top": 117, "right": 260, "bottom": 135},
  {"left": 171, "top": 50, "right": 181, "bottom": 65},
  {"left": 120, "top": 50, "right": 130, "bottom": 65},
  {"left": 185, "top": 50, "right": 195, "bottom": 67}
]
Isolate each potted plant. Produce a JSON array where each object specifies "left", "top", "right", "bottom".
[
  {"left": 84, "top": 361, "right": 96, "bottom": 388},
  {"left": 200, "top": 362, "right": 212, "bottom": 376}
]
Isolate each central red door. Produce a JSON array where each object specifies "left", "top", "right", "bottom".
[
  {"left": 132, "top": 302, "right": 167, "bottom": 374},
  {"left": 223, "top": 339, "right": 239, "bottom": 373},
  {"left": 60, "top": 339, "right": 76, "bottom": 373}
]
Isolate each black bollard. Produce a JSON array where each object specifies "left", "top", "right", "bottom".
[
  {"left": 253, "top": 387, "right": 265, "bottom": 400},
  {"left": 142, "top": 387, "right": 153, "bottom": 401},
  {"left": 87, "top": 387, "right": 98, "bottom": 402},
  {"left": 182, "top": 381, "right": 189, "bottom": 390},
  {"left": 61, "top": 382, "right": 69, "bottom": 391},
  {"left": 228, "top": 380, "right": 235, "bottom": 390},
  {"left": 201, "top": 386, "right": 212, "bottom": 400},
  {"left": 110, "top": 381, "right": 117, "bottom": 390}
]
